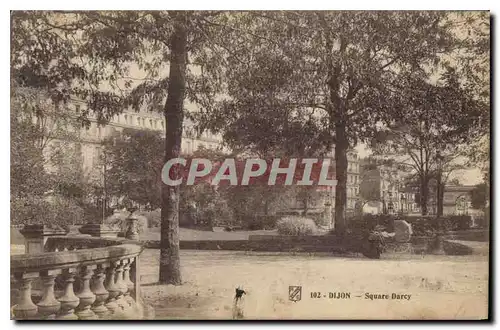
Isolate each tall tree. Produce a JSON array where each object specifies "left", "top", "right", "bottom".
[
  {"left": 11, "top": 11, "right": 231, "bottom": 284},
  {"left": 371, "top": 68, "right": 487, "bottom": 215},
  {"left": 198, "top": 11, "right": 472, "bottom": 232},
  {"left": 470, "top": 182, "right": 487, "bottom": 210},
  {"left": 101, "top": 128, "right": 164, "bottom": 210}
]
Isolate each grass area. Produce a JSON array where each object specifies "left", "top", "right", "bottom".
[
  {"left": 142, "top": 227, "right": 278, "bottom": 241},
  {"left": 10, "top": 226, "right": 279, "bottom": 245},
  {"left": 140, "top": 249, "right": 489, "bottom": 320}
]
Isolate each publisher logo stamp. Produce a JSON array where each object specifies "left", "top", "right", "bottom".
[{"left": 289, "top": 286, "right": 302, "bottom": 302}]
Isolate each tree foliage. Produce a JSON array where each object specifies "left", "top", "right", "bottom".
[
  {"left": 469, "top": 182, "right": 487, "bottom": 210},
  {"left": 194, "top": 11, "right": 489, "bottom": 231}
]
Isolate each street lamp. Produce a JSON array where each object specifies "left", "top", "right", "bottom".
[
  {"left": 434, "top": 151, "right": 445, "bottom": 255},
  {"left": 401, "top": 194, "right": 406, "bottom": 214}
]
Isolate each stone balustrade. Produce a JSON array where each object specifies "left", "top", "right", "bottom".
[{"left": 11, "top": 233, "right": 144, "bottom": 320}]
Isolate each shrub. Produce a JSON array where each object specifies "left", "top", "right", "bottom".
[
  {"left": 399, "top": 215, "right": 473, "bottom": 236},
  {"left": 341, "top": 214, "right": 396, "bottom": 236},
  {"left": 139, "top": 209, "right": 161, "bottom": 228},
  {"left": 104, "top": 210, "right": 149, "bottom": 234},
  {"left": 442, "top": 215, "right": 472, "bottom": 231},
  {"left": 474, "top": 215, "right": 488, "bottom": 228},
  {"left": 11, "top": 196, "right": 84, "bottom": 230},
  {"left": 244, "top": 215, "right": 280, "bottom": 230},
  {"left": 276, "top": 216, "right": 317, "bottom": 236},
  {"left": 404, "top": 217, "right": 437, "bottom": 237}
]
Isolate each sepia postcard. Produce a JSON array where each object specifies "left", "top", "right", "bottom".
[{"left": 9, "top": 10, "right": 490, "bottom": 321}]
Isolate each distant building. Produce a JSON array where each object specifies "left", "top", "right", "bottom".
[
  {"left": 284, "top": 148, "right": 360, "bottom": 228},
  {"left": 330, "top": 149, "right": 361, "bottom": 214},
  {"left": 71, "top": 101, "right": 225, "bottom": 177},
  {"left": 436, "top": 185, "right": 476, "bottom": 216},
  {"left": 359, "top": 159, "right": 418, "bottom": 215}
]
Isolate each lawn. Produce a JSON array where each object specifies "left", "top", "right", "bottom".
[
  {"left": 140, "top": 249, "right": 489, "bottom": 320},
  {"left": 10, "top": 227, "right": 278, "bottom": 246},
  {"left": 141, "top": 227, "right": 278, "bottom": 241}
]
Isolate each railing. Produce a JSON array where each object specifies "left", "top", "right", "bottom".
[{"left": 11, "top": 235, "right": 144, "bottom": 320}]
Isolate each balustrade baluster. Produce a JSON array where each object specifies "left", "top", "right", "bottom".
[
  {"left": 104, "top": 262, "right": 120, "bottom": 315},
  {"left": 76, "top": 265, "right": 97, "bottom": 320},
  {"left": 56, "top": 268, "right": 80, "bottom": 320},
  {"left": 12, "top": 272, "right": 38, "bottom": 320},
  {"left": 122, "top": 258, "right": 135, "bottom": 307},
  {"left": 114, "top": 260, "right": 128, "bottom": 311},
  {"left": 91, "top": 263, "right": 110, "bottom": 319},
  {"left": 37, "top": 269, "right": 62, "bottom": 319},
  {"left": 130, "top": 256, "right": 141, "bottom": 303}
]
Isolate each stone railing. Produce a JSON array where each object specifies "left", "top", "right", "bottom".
[{"left": 11, "top": 226, "right": 145, "bottom": 320}]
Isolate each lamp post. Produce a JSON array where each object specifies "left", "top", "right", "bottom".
[
  {"left": 401, "top": 194, "right": 406, "bottom": 214},
  {"left": 433, "top": 151, "right": 445, "bottom": 255}
]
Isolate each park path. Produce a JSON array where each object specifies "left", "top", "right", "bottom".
[{"left": 139, "top": 249, "right": 489, "bottom": 320}]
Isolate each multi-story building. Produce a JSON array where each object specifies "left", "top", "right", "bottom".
[
  {"left": 284, "top": 148, "right": 360, "bottom": 228},
  {"left": 359, "top": 159, "right": 418, "bottom": 215},
  {"left": 326, "top": 149, "right": 361, "bottom": 214},
  {"left": 72, "top": 102, "right": 225, "bottom": 177}
]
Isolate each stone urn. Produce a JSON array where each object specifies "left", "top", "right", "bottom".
[{"left": 125, "top": 214, "right": 140, "bottom": 240}]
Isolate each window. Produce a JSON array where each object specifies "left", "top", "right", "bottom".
[
  {"left": 150, "top": 119, "right": 153, "bottom": 127},
  {"left": 124, "top": 114, "right": 128, "bottom": 123},
  {"left": 75, "top": 104, "right": 81, "bottom": 114},
  {"left": 388, "top": 202, "right": 394, "bottom": 214},
  {"left": 137, "top": 117, "right": 141, "bottom": 125}
]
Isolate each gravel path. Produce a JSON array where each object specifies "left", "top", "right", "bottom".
[{"left": 140, "top": 249, "right": 489, "bottom": 320}]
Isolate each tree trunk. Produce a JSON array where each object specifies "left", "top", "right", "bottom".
[
  {"left": 334, "top": 123, "right": 348, "bottom": 233},
  {"left": 437, "top": 173, "right": 444, "bottom": 217},
  {"left": 159, "top": 14, "right": 187, "bottom": 285}
]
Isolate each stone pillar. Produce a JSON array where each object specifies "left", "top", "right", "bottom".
[{"left": 20, "top": 225, "right": 69, "bottom": 254}]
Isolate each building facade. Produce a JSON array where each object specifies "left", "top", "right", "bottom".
[
  {"left": 72, "top": 102, "right": 225, "bottom": 177},
  {"left": 285, "top": 148, "right": 360, "bottom": 228},
  {"left": 359, "top": 159, "right": 418, "bottom": 215}
]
